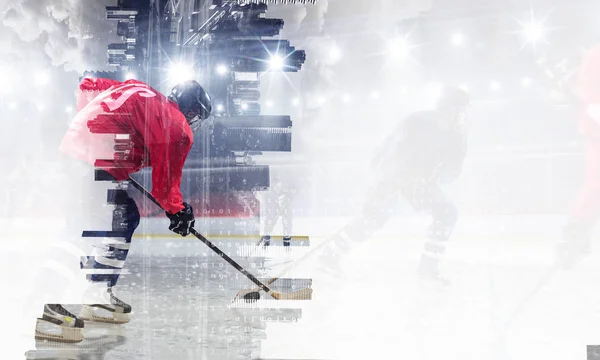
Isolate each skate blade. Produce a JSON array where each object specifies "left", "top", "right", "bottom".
[
  {"left": 26, "top": 349, "right": 79, "bottom": 360},
  {"left": 79, "top": 306, "right": 130, "bottom": 325},
  {"left": 35, "top": 318, "right": 83, "bottom": 344}
]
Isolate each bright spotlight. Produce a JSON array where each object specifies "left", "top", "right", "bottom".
[
  {"left": 370, "top": 91, "right": 380, "bottom": 99},
  {"left": 329, "top": 46, "right": 342, "bottom": 62},
  {"left": 521, "top": 77, "right": 532, "bottom": 87},
  {"left": 37, "top": 103, "right": 45, "bottom": 112},
  {"left": 389, "top": 37, "right": 411, "bottom": 60},
  {"left": 451, "top": 33, "right": 464, "bottom": 46},
  {"left": 8, "top": 102, "right": 17, "bottom": 110},
  {"left": 490, "top": 81, "right": 502, "bottom": 91},
  {"left": 169, "top": 63, "right": 194, "bottom": 83},
  {"left": 269, "top": 55, "right": 285, "bottom": 71},
  {"left": 523, "top": 21, "right": 544, "bottom": 43},
  {"left": 292, "top": 98, "right": 300, "bottom": 106},
  {"left": 317, "top": 96, "right": 326, "bottom": 105},
  {"left": 216, "top": 104, "right": 224, "bottom": 112},
  {"left": 266, "top": 100, "right": 274, "bottom": 108},
  {"left": 65, "top": 105, "right": 73, "bottom": 113},
  {"left": 125, "top": 72, "right": 136, "bottom": 80},
  {"left": 241, "top": 103, "right": 248, "bottom": 111},
  {"left": 34, "top": 72, "right": 49, "bottom": 86},
  {"left": 342, "top": 94, "right": 351, "bottom": 103},
  {"left": 216, "top": 64, "right": 228, "bottom": 76}
]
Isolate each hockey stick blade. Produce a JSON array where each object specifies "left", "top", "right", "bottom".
[
  {"left": 501, "top": 265, "right": 559, "bottom": 328},
  {"left": 270, "top": 287, "right": 313, "bottom": 300},
  {"left": 234, "top": 284, "right": 313, "bottom": 302},
  {"left": 126, "top": 177, "right": 309, "bottom": 301}
]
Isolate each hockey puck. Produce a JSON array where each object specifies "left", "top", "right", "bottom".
[{"left": 243, "top": 292, "right": 260, "bottom": 302}]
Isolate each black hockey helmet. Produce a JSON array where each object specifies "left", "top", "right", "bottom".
[
  {"left": 436, "top": 86, "right": 471, "bottom": 111},
  {"left": 169, "top": 80, "right": 212, "bottom": 125}
]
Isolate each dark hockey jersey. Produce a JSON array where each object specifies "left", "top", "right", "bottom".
[{"left": 379, "top": 110, "right": 468, "bottom": 183}]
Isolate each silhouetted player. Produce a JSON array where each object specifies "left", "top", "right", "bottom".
[{"left": 319, "top": 87, "right": 471, "bottom": 286}]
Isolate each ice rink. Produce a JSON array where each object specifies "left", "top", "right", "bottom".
[
  {"left": 10, "top": 214, "right": 600, "bottom": 360},
  {"left": 3, "top": 0, "right": 600, "bottom": 358}
]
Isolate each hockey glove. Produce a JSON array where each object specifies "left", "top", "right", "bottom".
[{"left": 165, "top": 202, "right": 195, "bottom": 236}]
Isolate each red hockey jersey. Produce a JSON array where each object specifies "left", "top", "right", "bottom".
[
  {"left": 577, "top": 44, "right": 600, "bottom": 138},
  {"left": 60, "top": 77, "right": 193, "bottom": 214}
]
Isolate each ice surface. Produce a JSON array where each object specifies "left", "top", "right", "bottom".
[{"left": 11, "top": 214, "right": 600, "bottom": 359}]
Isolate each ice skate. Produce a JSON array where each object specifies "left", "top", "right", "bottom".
[
  {"left": 556, "top": 222, "right": 592, "bottom": 269},
  {"left": 79, "top": 283, "right": 131, "bottom": 325},
  {"left": 25, "top": 348, "right": 79, "bottom": 360},
  {"left": 35, "top": 304, "right": 84, "bottom": 344},
  {"left": 418, "top": 268, "right": 451, "bottom": 287},
  {"left": 257, "top": 235, "right": 271, "bottom": 247},
  {"left": 417, "top": 259, "right": 450, "bottom": 287}
]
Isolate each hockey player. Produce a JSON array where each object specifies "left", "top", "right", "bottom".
[
  {"left": 318, "top": 87, "right": 471, "bottom": 286},
  {"left": 378, "top": 86, "right": 470, "bottom": 283},
  {"left": 35, "top": 77, "right": 212, "bottom": 342},
  {"left": 557, "top": 43, "right": 600, "bottom": 268}
]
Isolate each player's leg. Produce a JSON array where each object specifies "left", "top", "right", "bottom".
[
  {"left": 558, "top": 139, "right": 600, "bottom": 268},
  {"left": 29, "top": 162, "right": 105, "bottom": 343},
  {"left": 280, "top": 197, "right": 294, "bottom": 247},
  {"left": 260, "top": 202, "right": 279, "bottom": 247},
  {"left": 403, "top": 182, "right": 458, "bottom": 285},
  {"left": 314, "top": 180, "right": 399, "bottom": 284},
  {"left": 79, "top": 182, "right": 138, "bottom": 324}
]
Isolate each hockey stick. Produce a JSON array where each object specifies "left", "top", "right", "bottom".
[
  {"left": 233, "top": 224, "right": 353, "bottom": 301},
  {"left": 233, "top": 184, "right": 406, "bottom": 301},
  {"left": 490, "top": 264, "right": 560, "bottom": 359},
  {"left": 501, "top": 265, "right": 559, "bottom": 328},
  {"left": 126, "top": 176, "right": 312, "bottom": 301}
]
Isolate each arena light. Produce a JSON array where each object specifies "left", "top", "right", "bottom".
[
  {"left": 168, "top": 63, "right": 194, "bottom": 83},
  {"left": 292, "top": 98, "right": 300, "bottom": 106},
  {"left": 490, "top": 81, "right": 502, "bottom": 91},
  {"left": 523, "top": 21, "right": 544, "bottom": 43},
  {"left": 269, "top": 55, "right": 285, "bottom": 71},
  {"left": 34, "top": 72, "right": 50, "bottom": 86},
  {"left": 216, "top": 104, "right": 224, "bottom": 112},
  {"left": 329, "top": 46, "right": 342, "bottom": 62},
  {"left": 370, "top": 91, "right": 380, "bottom": 100},
  {"left": 519, "top": 11, "right": 549, "bottom": 45},
  {"left": 8, "top": 102, "right": 17, "bottom": 110},
  {"left": 65, "top": 105, "right": 73, "bottom": 113},
  {"left": 241, "top": 103, "right": 249, "bottom": 111},
  {"left": 388, "top": 37, "right": 411, "bottom": 60},
  {"left": 451, "top": 33, "right": 464, "bottom": 46},
  {"left": 125, "top": 72, "right": 136, "bottom": 80},
  {"left": 521, "top": 77, "right": 532, "bottom": 87},
  {"left": 342, "top": 94, "right": 351, "bottom": 103},
  {"left": 266, "top": 100, "right": 274, "bottom": 108},
  {"left": 216, "top": 64, "right": 228, "bottom": 76}
]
